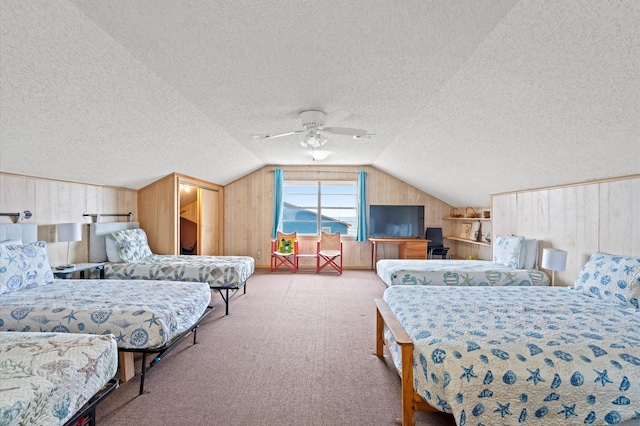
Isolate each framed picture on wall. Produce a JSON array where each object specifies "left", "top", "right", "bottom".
[
  {"left": 459, "top": 223, "right": 472, "bottom": 240},
  {"left": 470, "top": 221, "right": 481, "bottom": 242}
]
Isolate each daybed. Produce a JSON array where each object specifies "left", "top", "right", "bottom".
[
  {"left": 376, "top": 235, "right": 550, "bottom": 287},
  {"left": 88, "top": 222, "right": 255, "bottom": 315},
  {"left": 375, "top": 252, "right": 640, "bottom": 425},
  {"left": 0, "top": 331, "right": 118, "bottom": 426},
  {"left": 0, "top": 226, "right": 213, "bottom": 395}
]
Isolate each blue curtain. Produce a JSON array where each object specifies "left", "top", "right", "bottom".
[
  {"left": 271, "top": 169, "right": 284, "bottom": 238},
  {"left": 356, "top": 170, "right": 367, "bottom": 242}
]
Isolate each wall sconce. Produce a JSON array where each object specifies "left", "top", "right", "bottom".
[
  {"left": 541, "top": 248, "right": 567, "bottom": 286},
  {"left": 0, "top": 210, "right": 32, "bottom": 223},
  {"left": 56, "top": 223, "right": 83, "bottom": 269}
]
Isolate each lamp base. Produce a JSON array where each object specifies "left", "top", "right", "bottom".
[{"left": 55, "top": 264, "right": 76, "bottom": 271}]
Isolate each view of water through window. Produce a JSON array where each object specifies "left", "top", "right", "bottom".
[{"left": 283, "top": 181, "right": 358, "bottom": 236}]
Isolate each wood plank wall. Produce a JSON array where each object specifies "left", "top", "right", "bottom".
[
  {"left": 0, "top": 172, "right": 137, "bottom": 266},
  {"left": 492, "top": 174, "right": 640, "bottom": 287},
  {"left": 224, "top": 165, "right": 454, "bottom": 269}
]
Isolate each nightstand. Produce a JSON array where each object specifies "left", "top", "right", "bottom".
[{"left": 53, "top": 262, "right": 105, "bottom": 279}]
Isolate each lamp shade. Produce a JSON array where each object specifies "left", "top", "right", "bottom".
[
  {"left": 541, "top": 248, "right": 567, "bottom": 271},
  {"left": 57, "top": 223, "right": 82, "bottom": 243}
]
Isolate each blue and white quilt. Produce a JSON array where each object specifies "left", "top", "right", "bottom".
[
  {"left": 383, "top": 286, "right": 640, "bottom": 425},
  {"left": 0, "top": 279, "right": 211, "bottom": 349},
  {"left": 103, "top": 254, "right": 255, "bottom": 290},
  {"left": 377, "top": 259, "right": 550, "bottom": 287},
  {"left": 0, "top": 331, "right": 117, "bottom": 426}
]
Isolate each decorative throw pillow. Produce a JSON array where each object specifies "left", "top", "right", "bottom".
[
  {"left": 106, "top": 228, "right": 153, "bottom": 262},
  {"left": 277, "top": 236, "right": 295, "bottom": 254},
  {"left": 575, "top": 252, "right": 640, "bottom": 309},
  {"left": 522, "top": 239, "right": 539, "bottom": 269},
  {"left": 0, "top": 241, "right": 54, "bottom": 294},
  {"left": 492, "top": 235, "right": 525, "bottom": 269}
]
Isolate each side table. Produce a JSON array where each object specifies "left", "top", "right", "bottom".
[{"left": 53, "top": 262, "right": 105, "bottom": 279}]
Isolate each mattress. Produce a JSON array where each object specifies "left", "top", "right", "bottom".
[
  {"left": 0, "top": 279, "right": 211, "bottom": 349},
  {"left": 0, "top": 331, "right": 117, "bottom": 426},
  {"left": 103, "top": 254, "right": 255, "bottom": 289},
  {"left": 376, "top": 259, "right": 550, "bottom": 287},
  {"left": 383, "top": 285, "right": 640, "bottom": 425}
]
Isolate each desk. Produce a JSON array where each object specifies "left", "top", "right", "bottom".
[{"left": 369, "top": 238, "right": 430, "bottom": 271}]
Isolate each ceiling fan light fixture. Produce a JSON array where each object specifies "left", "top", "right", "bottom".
[
  {"left": 311, "top": 149, "right": 329, "bottom": 161},
  {"left": 301, "top": 133, "right": 326, "bottom": 148}
]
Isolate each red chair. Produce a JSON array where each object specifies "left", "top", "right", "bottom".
[
  {"left": 316, "top": 232, "right": 342, "bottom": 274},
  {"left": 271, "top": 232, "right": 298, "bottom": 272}
]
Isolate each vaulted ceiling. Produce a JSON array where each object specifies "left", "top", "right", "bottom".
[{"left": 1, "top": 0, "right": 638, "bottom": 206}]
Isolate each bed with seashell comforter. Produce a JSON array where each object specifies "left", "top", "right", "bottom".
[
  {"left": 375, "top": 252, "right": 640, "bottom": 425},
  {"left": 0, "top": 331, "right": 118, "bottom": 426}
]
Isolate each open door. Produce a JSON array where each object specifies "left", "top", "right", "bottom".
[{"left": 198, "top": 187, "right": 219, "bottom": 255}]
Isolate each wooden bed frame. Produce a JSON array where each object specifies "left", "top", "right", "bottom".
[{"left": 375, "top": 298, "right": 439, "bottom": 426}]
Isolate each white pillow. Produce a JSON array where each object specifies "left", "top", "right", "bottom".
[
  {"left": 522, "top": 239, "right": 538, "bottom": 269},
  {"left": 0, "top": 239, "right": 22, "bottom": 246},
  {"left": 105, "top": 237, "right": 123, "bottom": 262},
  {"left": 492, "top": 235, "right": 525, "bottom": 269}
]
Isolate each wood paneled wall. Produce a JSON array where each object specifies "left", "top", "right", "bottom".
[
  {"left": 224, "top": 165, "right": 453, "bottom": 269},
  {"left": 492, "top": 175, "right": 640, "bottom": 287},
  {"left": 0, "top": 172, "right": 137, "bottom": 266}
]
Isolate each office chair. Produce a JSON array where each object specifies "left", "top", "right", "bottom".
[{"left": 425, "top": 227, "right": 450, "bottom": 259}]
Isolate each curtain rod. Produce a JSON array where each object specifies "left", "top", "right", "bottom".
[{"left": 269, "top": 170, "right": 366, "bottom": 174}]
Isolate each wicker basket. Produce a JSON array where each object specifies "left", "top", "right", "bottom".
[
  {"left": 464, "top": 207, "right": 480, "bottom": 218},
  {"left": 449, "top": 207, "right": 462, "bottom": 218}
]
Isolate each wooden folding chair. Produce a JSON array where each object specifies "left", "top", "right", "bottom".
[
  {"left": 316, "top": 231, "right": 342, "bottom": 274},
  {"left": 271, "top": 232, "right": 298, "bottom": 272}
]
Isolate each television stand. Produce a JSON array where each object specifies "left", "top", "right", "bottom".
[{"left": 368, "top": 238, "right": 430, "bottom": 271}]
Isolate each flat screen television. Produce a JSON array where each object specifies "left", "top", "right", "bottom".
[{"left": 368, "top": 205, "right": 425, "bottom": 238}]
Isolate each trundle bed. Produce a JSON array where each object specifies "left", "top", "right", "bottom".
[
  {"left": 88, "top": 222, "right": 254, "bottom": 315},
  {"left": 376, "top": 235, "right": 550, "bottom": 287},
  {"left": 0, "top": 224, "right": 213, "bottom": 395},
  {"left": 0, "top": 331, "right": 118, "bottom": 426}
]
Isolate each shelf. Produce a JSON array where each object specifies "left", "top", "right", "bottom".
[
  {"left": 444, "top": 236, "right": 492, "bottom": 247},
  {"left": 443, "top": 216, "right": 491, "bottom": 221}
]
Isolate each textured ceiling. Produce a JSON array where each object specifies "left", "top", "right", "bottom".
[{"left": 1, "top": 0, "right": 638, "bottom": 206}]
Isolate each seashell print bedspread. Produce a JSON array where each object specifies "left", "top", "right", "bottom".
[
  {"left": 0, "top": 331, "right": 117, "bottom": 425},
  {"left": 377, "top": 259, "right": 550, "bottom": 287},
  {"left": 383, "top": 285, "right": 640, "bottom": 425},
  {"left": 104, "top": 254, "right": 255, "bottom": 289},
  {"left": 0, "top": 279, "right": 211, "bottom": 349}
]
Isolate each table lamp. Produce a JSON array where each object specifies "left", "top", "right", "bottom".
[
  {"left": 57, "top": 222, "right": 82, "bottom": 269},
  {"left": 541, "top": 248, "right": 567, "bottom": 286}
]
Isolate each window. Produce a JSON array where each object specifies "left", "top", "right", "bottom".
[{"left": 282, "top": 181, "right": 358, "bottom": 236}]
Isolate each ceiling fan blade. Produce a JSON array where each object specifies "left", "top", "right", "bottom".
[
  {"left": 321, "top": 127, "right": 368, "bottom": 137},
  {"left": 252, "top": 130, "right": 305, "bottom": 139},
  {"left": 322, "top": 110, "right": 351, "bottom": 127}
]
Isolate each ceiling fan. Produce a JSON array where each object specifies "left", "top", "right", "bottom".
[{"left": 252, "top": 110, "right": 374, "bottom": 149}]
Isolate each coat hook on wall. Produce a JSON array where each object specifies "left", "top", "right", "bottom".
[{"left": 0, "top": 210, "right": 32, "bottom": 223}]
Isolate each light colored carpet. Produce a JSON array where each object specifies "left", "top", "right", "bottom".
[{"left": 97, "top": 270, "right": 456, "bottom": 426}]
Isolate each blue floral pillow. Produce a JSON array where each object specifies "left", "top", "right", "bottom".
[
  {"left": 492, "top": 235, "right": 525, "bottom": 269},
  {"left": 574, "top": 252, "right": 640, "bottom": 309},
  {"left": 106, "top": 228, "right": 153, "bottom": 262},
  {"left": 0, "top": 241, "right": 54, "bottom": 294}
]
